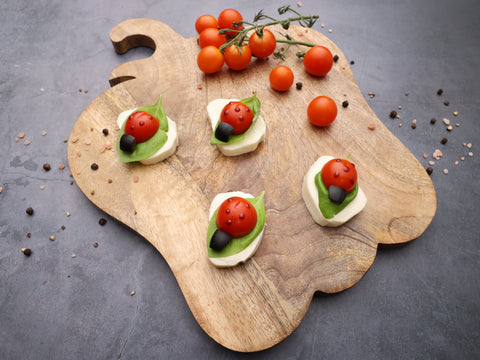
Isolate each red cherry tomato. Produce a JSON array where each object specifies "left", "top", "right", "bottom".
[
  {"left": 224, "top": 43, "right": 252, "bottom": 71},
  {"left": 321, "top": 158, "right": 358, "bottom": 193},
  {"left": 220, "top": 101, "right": 254, "bottom": 134},
  {"left": 249, "top": 29, "right": 277, "bottom": 58},
  {"left": 218, "top": 9, "right": 243, "bottom": 36},
  {"left": 195, "top": 14, "right": 218, "bottom": 35},
  {"left": 303, "top": 46, "right": 333, "bottom": 77},
  {"left": 198, "top": 27, "right": 226, "bottom": 49},
  {"left": 269, "top": 65, "right": 294, "bottom": 92},
  {"left": 197, "top": 46, "right": 224, "bottom": 74},
  {"left": 216, "top": 197, "right": 257, "bottom": 238},
  {"left": 124, "top": 110, "right": 159, "bottom": 143},
  {"left": 307, "top": 96, "right": 337, "bottom": 127}
]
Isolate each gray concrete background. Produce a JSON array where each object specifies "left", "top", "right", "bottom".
[{"left": 1, "top": 0, "right": 479, "bottom": 359}]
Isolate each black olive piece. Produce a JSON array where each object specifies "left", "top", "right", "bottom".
[
  {"left": 215, "top": 122, "right": 234, "bottom": 142},
  {"left": 328, "top": 185, "right": 347, "bottom": 204},
  {"left": 120, "top": 134, "right": 136, "bottom": 153},
  {"left": 210, "top": 229, "right": 232, "bottom": 251}
]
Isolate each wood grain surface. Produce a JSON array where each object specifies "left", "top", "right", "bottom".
[{"left": 67, "top": 19, "right": 437, "bottom": 352}]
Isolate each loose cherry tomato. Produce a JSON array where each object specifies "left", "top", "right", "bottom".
[
  {"left": 321, "top": 158, "right": 358, "bottom": 193},
  {"left": 249, "top": 29, "right": 277, "bottom": 58},
  {"left": 124, "top": 110, "right": 159, "bottom": 143},
  {"left": 195, "top": 14, "right": 218, "bottom": 35},
  {"left": 307, "top": 96, "right": 337, "bottom": 126},
  {"left": 197, "top": 46, "right": 224, "bottom": 74},
  {"left": 269, "top": 65, "right": 294, "bottom": 92},
  {"left": 218, "top": 9, "right": 243, "bottom": 36},
  {"left": 303, "top": 46, "right": 333, "bottom": 76},
  {"left": 198, "top": 27, "right": 226, "bottom": 49},
  {"left": 224, "top": 43, "right": 252, "bottom": 71},
  {"left": 216, "top": 197, "right": 257, "bottom": 238},
  {"left": 220, "top": 101, "right": 254, "bottom": 134}
]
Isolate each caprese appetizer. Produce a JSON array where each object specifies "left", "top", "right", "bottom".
[
  {"left": 206, "top": 190, "right": 266, "bottom": 267},
  {"left": 302, "top": 156, "right": 367, "bottom": 227},
  {"left": 207, "top": 92, "right": 266, "bottom": 156},
  {"left": 116, "top": 95, "right": 178, "bottom": 165}
]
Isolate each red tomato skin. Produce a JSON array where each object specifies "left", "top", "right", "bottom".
[
  {"left": 307, "top": 96, "right": 337, "bottom": 127},
  {"left": 216, "top": 197, "right": 257, "bottom": 238},
  {"left": 198, "top": 28, "right": 226, "bottom": 49},
  {"left": 321, "top": 158, "right": 358, "bottom": 193},
  {"left": 197, "top": 46, "right": 224, "bottom": 74},
  {"left": 269, "top": 65, "right": 294, "bottom": 92},
  {"left": 220, "top": 102, "right": 254, "bottom": 134},
  {"left": 224, "top": 44, "right": 252, "bottom": 71},
  {"left": 218, "top": 9, "right": 243, "bottom": 36},
  {"left": 249, "top": 29, "right": 277, "bottom": 58},
  {"left": 195, "top": 14, "right": 218, "bottom": 35},
  {"left": 124, "top": 111, "right": 159, "bottom": 143},
  {"left": 304, "top": 46, "right": 334, "bottom": 76}
]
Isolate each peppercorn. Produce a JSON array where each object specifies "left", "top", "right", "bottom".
[
  {"left": 444, "top": 100, "right": 450, "bottom": 106},
  {"left": 350, "top": 60, "right": 355, "bottom": 65},
  {"left": 91, "top": 163, "right": 99, "bottom": 170},
  {"left": 430, "top": 118, "right": 437, "bottom": 124},
  {"left": 411, "top": 123, "right": 417, "bottom": 129},
  {"left": 441, "top": 137, "right": 448, "bottom": 144},
  {"left": 390, "top": 110, "right": 398, "bottom": 118},
  {"left": 102, "top": 128, "right": 109, "bottom": 136},
  {"left": 23, "top": 248, "right": 32, "bottom": 256},
  {"left": 43, "top": 163, "right": 51, "bottom": 171},
  {"left": 98, "top": 218, "right": 107, "bottom": 226},
  {"left": 333, "top": 54, "right": 339, "bottom": 62},
  {"left": 437, "top": 89, "right": 443, "bottom": 95},
  {"left": 426, "top": 167, "right": 433, "bottom": 175},
  {"left": 295, "top": 82, "right": 303, "bottom": 90},
  {"left": 26, "top": 207, "right": 34, "bottom": 215},
  {"left": 342, "top": 100, "right": 349, "bottom": 108}
]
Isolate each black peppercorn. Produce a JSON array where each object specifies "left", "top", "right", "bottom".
[
  {"left": 333, "top": 54, "right": 339, "bottom": 62},
  {"left": 43, "top": 163, "right": 51, "bottom": 171},
  {"left": 430, "top": 118, "right": 437, "bottom": 124},
  {"left": 23, "top": 248, "right": 32, "bottom": 256},
  {"left": 426, "top": 167, "right": 433, "bottom": 175},
  {"left": 411, "top": 123, "right": 417, "bottom": 129},
  {"left": 441, "top": 137, "right": 448, "bottom": 144},
  {"left": 350, "top": 60, "right": 355, "bottom": 65},
  {"left": 102, "top": 128, "right": 109, "bottom": 136},
  {"left": 296, "top": 82, "right": 303, "bottom": 90},
  {"left": 390, "top": 110, "right": 398, "bottom": 118},
  {"left": 91, "top": 163, "right": 99, "bottom": 170},
  {"left": 444, "top": 100, "right": 450, "bottom": 106},
  {"left": 342, "top": 100, "right": 349, "bottom": 108},
  {"left": 437, "top": 89, "right": 443, "bottom": 95},
  {"left": 26, "top": 207, "right": 34, "bottom": 215},
  {"left": 98, "top": 218, "right": 107, "bottom": 226}
]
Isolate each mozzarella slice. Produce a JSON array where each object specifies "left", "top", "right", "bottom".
[
  {"left": 302, "top": 156, "right": 367, "bottom": 227},
  {"left": 208, "top": 191, "right": 265, "bottom": 268},
  {"left": 117, "top": 109, "right": 178, "bottom": 165},
  {"left": 207, "top": 99, "right": 266, "bottom": 156}
]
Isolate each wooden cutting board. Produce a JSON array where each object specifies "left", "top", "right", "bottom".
[{"left": 67, "top": 19, "right": 436, "bottom": 352}]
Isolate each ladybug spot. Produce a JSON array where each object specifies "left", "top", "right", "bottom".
[
  {"left": 239, "top": 116, "right": 244, "bottom": 121},
  {"left": 239, "top": 213, "right": 245, "bottom": 219},
  {"left": 148, "top": 115, "right": 152, "bottom": 119},
  {"left": 334, "top": 171, "right": 339, "bottom": 178},
  {"left": 130, "top": 125, "right": 135, "bottom": 130},
  {"left": 344, "top": 166, "right": 350, "bottom": 172},
  {"left": 336, "top": 158, "right": 341, "bottom": 162},
  {"left": 235, "top": 107, "right": 241, "bottom": 112},
  {"left": 139, "top": 121, "right": 145, "bottom": 126},
  {"left": 227, "top": 220, "right": 232, "bottom": 225},
  {"left": 227, "top": 198, "right": 232, "bottom": 202},
  {"left": 224, "top": 110, "right": 229, "bottom": 115},
  {"left": 226, "top": 209, "right": 230, "bottom": 214}
]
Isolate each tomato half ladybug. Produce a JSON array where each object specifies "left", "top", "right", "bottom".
[
  {"left": 216, "top": 197, "right": 257, "bottom": 238},
  {"left": 321, "top": 158, "right": 358, "bottom": 193},
  {"left": 220, "top": 101, "right": 254, "bottom": 135},
  {"left": 124, "top": 110, "right": 160, "bottom": 143}
]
